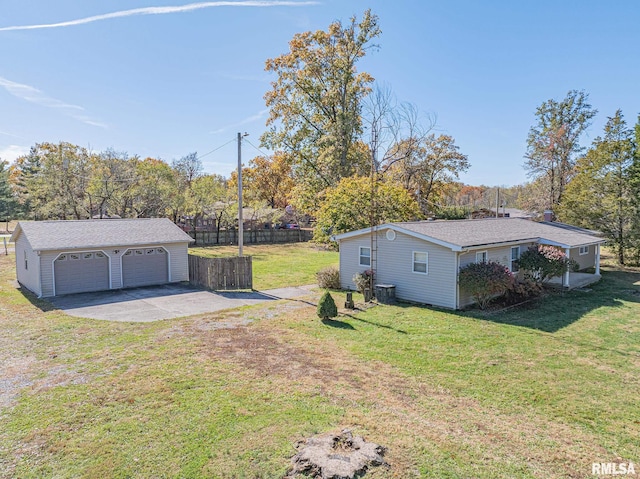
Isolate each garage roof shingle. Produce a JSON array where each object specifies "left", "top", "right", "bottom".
[{"left": 13, "top": 218, "right": 194, "bottom": 251}]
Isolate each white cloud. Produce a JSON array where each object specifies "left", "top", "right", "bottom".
[
  {"left": 0, "top": 145, "right": 30, "bottom": 163},
  {"left": 0, "top": 1, "right": 319, "bottom": 31},
  {"left": 0, "top": 76, "right": 107, "bottom": 128},
  {"left": 211, "top": 109, "right": 269, "bottom": 134},
  {"left": 0, "top": 130, "right": 26, "bottom": 140}
]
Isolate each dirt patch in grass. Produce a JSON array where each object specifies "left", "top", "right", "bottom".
[{"left": 178, "top": 305, "right": 613, "bottom": 478}]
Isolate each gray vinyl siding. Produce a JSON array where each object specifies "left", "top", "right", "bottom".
[
  {"left": 38, "top": 242, "right": 190, "bottom": 297},
  {"left": 339, "top": 230, "right": 458, "bottom": 309},
  {"left": 339, "top": 238, "right": 370, "bottom": 291},
  {"left": 569, "top": 245, "right": 596, "bottom": 271},
  {"left": 166, "top": 243, "right": 189, "bottom": 282},
  {"left": 14, "top": 234, "right": 41, "bottom": 297},
  {"left": 458, "top": 242, "right": 536, "bottom": 308}
]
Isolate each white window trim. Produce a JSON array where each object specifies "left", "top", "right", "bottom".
[
  {"left": 510, "top": 246, "right": 520, "bottom": 272},
  {"left": 579, "top": 246, "right": 589, "bottom": 255},
  {"left": 359, "top": 246, "right": 371, "bottom": 267},
  {"left": 476, "top": 250, "right": 488, "bottom": 263},
  {"left": 412, "top": 251, "right": 428, "bottom": 275}
]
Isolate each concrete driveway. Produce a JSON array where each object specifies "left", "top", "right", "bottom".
[{"left": 47, "top": 283, "right": 316, "bottom": 322}]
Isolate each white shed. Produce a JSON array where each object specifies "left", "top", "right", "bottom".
[{"left": 10, "top": 218, "right": 194, "bottom": 297}]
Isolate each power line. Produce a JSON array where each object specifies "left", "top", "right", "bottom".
[
  {"left": 197, "top": 137, "right": 237, "bottom": 160},
  {"left": 243, "top": 138, "right": 269, "bottom": 158}
]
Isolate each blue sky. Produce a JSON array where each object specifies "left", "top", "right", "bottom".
[{"left": 1, "top": 0, "right": 639, "bottom": 186}]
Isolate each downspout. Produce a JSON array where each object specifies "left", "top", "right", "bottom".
[
  {"left": 564, "top": 247, "right": 571, "bottom": 288},
  {"left": 455, "top": 251, "right": 460, "bottom": 309}
]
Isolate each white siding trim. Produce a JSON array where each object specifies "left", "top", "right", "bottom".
[
  {"left": 359, "top": 246, "right": 371, "bottom": 267},
  {"left": 335, "top": 224, "right": 463, "bottom": 251},
  {"left": 412, "top": 251, "right": 428, "bottom": 275},
  {"left": 51, "top": 249, "right": 111, "bottom": 297},
  {"left": 455, "top": 252, "right": 460, "bottom": 309},
  {"left": 37, "top": 252, "right": 42, "bottom": 298},
  {"left": 510, "top": 246, "right": 521, "bottom": 272}
]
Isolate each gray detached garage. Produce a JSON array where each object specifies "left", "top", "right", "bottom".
[{"left": 10, "top": 218, "right": 194, "bottom": 297}]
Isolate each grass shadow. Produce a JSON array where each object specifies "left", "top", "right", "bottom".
[
  {"left": 321, "top": 318, "right": 355, "bottom": 330},
  {"left": 459, "top": 268, "right": 640, "bottom": 333},
  {"left": 342, "top": 310, "right": 408, "bottom": 334},
  {"left": 18, "top": 285, "right": 57, "bottom": 312}
]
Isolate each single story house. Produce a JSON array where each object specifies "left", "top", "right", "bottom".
[
  {"left": 333, "top": 218, "right": 606, "bottom": 309},
  {"left": 10, "top": 218, "right": 194, "bottom": 298}
]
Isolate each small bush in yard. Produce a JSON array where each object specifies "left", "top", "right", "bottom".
[
  {"left": 504, "top": 278, "right": 545, "bottom": 305},
  {"left": 316, "top": 266, "right": 340, "bottom": 289},
  {"left": 458, "top": 261, "right": 515, "bottom": 309},
  {"left": 352, "top": 270, "right": 374, "bottom": 295},
  {"left": 317, "top": 291, "right": 338, "bottom": 320},
  {"left": 517, "top": 245, "right": 579, "bottom": 284}
]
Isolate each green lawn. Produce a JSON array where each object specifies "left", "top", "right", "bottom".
[
  {"left": 1, "top": 249, "right": 639, "bottom": 478},
  {"left": 189, "top": 242, "right": 338, "bottom": 290}
]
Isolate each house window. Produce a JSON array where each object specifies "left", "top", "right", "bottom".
[
  {"left": 579, "top": 245, "right": 589, "bottom": 255},
  {"left": 24, "top": 251, "right": 28, "bottom": 270},
  {"left": 511, "top": 246, "right": 520, "bottom": 272},
  {"left": 476, "top": 251, "right": 488, "bottom": 263},
  {"left": 359, "top": 246, "right": 371, "bottom": 266},
  {"left": 413, "top": 251, "right": 428, "bottom": 274}
]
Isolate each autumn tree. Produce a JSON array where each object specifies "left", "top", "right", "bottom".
[
  {"left": 629, "top": 115, "right": 640, "bottom": 263},
  {"left": 524, "top": 90, "right": 597, "bottom": 208},
  {"left": 182, "top": 174, "right": 227, "bottom": 235},
  {"left": 131, "top": 158, "right": 177, "bottom": 218},
  {"left": 558, "top": 110, "right": 636, "bottom": 264},
  {"left": 229, "top": 153, "right": 294, "bottom": 209},
  {"left": 314, "top": 175, "right": 421, "bottom": 243},
  {"left": 261, "top": 10, "right": 380, "bottom": 193},
  {"left": 169, "top": 152, "right": 204, "bottom": 225},
  {"left": 10, "top": 142, "right": 93, "bottom": 220},
  {"left": 88, "top": 149, "right": 138, "bottom": 218},
  {"left": 385, "top": 134, "right": 469, "bottom": 215},
  {"left": 172, "top": 152, "right": 202, "bottom": 189}
]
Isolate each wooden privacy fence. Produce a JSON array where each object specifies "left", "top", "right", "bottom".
[
  {"left": 189, "top": 229, "right": 313, "bottom": 246},
  {"left": 188, "top": 255, "right": 252, "bottom": 290}
]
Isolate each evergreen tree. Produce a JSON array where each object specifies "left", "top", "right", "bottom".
[
  {"left": 0, "top": 160, "right": 19, "bottom": 228},
  {"left": 317, "top": 291, "right": 338, "bottom": 320},
  {"left": 558, "top": 110, "right": 635, "bottom": 264}
]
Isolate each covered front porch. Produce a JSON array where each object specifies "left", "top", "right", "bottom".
[{"left": 548, "top": 271, "right": 602, "bottom": 289}]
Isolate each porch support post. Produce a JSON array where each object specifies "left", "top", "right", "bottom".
[
  {"left": 595, "top": 244, "right": 601, "bottom": 275},
  {"left": 564, "top": 247, "right": 571, "bottom": 288}
]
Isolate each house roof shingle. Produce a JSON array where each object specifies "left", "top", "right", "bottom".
[
  {"left": 334, "top": 218, "right": 605, "bottom": 250},
  {"left": 12, "top": 218, "right": 194, "bottom": 251}
]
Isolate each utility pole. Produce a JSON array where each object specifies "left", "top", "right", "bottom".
[
  {"left": 237, "top": 132, "right": 247, "bottom": 257},
  {"left": 495, "top": 187, "right": 500, "bottom": 218}
]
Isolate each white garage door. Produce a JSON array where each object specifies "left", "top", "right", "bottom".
[
  {"left": 54, "top": 251, "right": 110, "bottom": 295},
  {"left": 122, "top": 247, "right": 168, "bottom": 288}
]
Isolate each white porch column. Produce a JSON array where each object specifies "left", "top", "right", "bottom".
[
  {"left": 595, "top": 244, "right": 601, "bottom": 275},
  {"left": 564, "top": 247, "right": 571, "bottom": 288}
]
